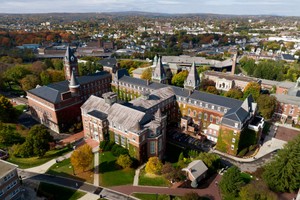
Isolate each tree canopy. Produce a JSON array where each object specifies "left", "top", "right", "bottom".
[
  {"left": 219, "top": 166, "right": 244, "bottom": 198},
  {"left": 243, "top": 82, "right": 261, "bottom": 101},
  {"left": 71, "top": 144, "right": 93, "bottom": 172},
  {"left": 140, "top": 67, "right": 152, "bottom": 81},
  {"left": 145, "top": 156, "right": 163, "bottom": 175},
  {"left": 262, "top": 134, "right": 300, "bottom": 192},
  {"left": 171, "top": 70, "right": 188, "bottom": 87},
  {"left": 256, "top": 95, "right": 277, "bottom": 119},
  {"left": 239, "top": 181, "right": 278, "bottom": 200},
  {"left": 116, "top": 154, "right": 132, "bottom": 169},
  {"left": 0, "top": 95, "right": 17, "bottom": 122},
  {"left": 224, "top": 88, "right": 243, "bottom": 100}
]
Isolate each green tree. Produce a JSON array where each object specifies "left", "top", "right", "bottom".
[
  {"left": 171, "top": 70, "right": 188, "bottom": 87},
  {"left": 262, "top": 134, "right": 300, "bottom": 192},
  {"left": 0, "top": 123, "right": 24, "bottom": 148},
  {"left": 243, "top": 82, "right": 261, "bottom": 101},
  {"left": 224, "top": 88, "right": 243, "bottom": 100},
  {"left": 256, "top": 95, "right": 277, "bottom": 119},
  {"left": 0, "top": 95, "right": 17, "bottom": 122},
  {"left": 2, "top": 65, "right": 30, "bottom": 87},
  {"left": 140, "top": 67, "right": 152, "bottom": 81},
  {"left": 206, "top": 86, "right": 219, "bottom": 95},
  {"left": 40, "top": 71, "right": 51, "bottom": 85},
  {"left": 239, "top": 57, "right": 256, "bottom": 76},
  {"left": 199, "top": 78, "right": 215, "bottom": 91},
  {"left": 116, "top": 154, "right": 132, "bottom": 169},
  {"left": 27, "top": 125, "right": 53, "bottom": 157},
  {"left": 145, "top": 156, "right": 163, "bottom": 175},
  {"left": 196, "top": 152, "right": 221, "bottom": 174},
  {"left": 20, "top": 74, "right": 40, "bottom": 91},
  {"left": 239, "top": 181, "right": 278, "bottom": 200},
  {"left": 219, "top": 166, "right": 244, "bottom": 198},
  {"left": 71, "top": 144, "right": 93, "bottom": 172}
]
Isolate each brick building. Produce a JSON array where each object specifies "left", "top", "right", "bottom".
[
  {"left": 83, "top": 61, "right": 260, "bottom": 158},
  {"left": 0, "top": 160, "right": 21, "bottom": 200},
  {"left": 27, "top": 47, "right": 112, "bottom": 133}
]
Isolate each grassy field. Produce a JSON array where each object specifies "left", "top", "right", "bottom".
[
  {"left": 99, "top": 151, "right": 135, "bottom": 187},
  {"left": 8, "top": 147, "right": 71, "bottom": 169},
  {"left": 133, "top": 193, "right": 171, "bottom": 200},
  {"left": 46, "top": 158, "right": 94, "bottom": 183},
  {"left": 240, "top": 172, "right": 253, "bottom": 184},
  {"left": 138, "top": 169, "right": 170, "bottom": 187},
  {"left": 37, "top": 182, "right": 86, "bottom": 200}
]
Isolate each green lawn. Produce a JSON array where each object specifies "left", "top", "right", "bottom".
[
  {"left": 37, "top": 182, "right": 86, "bottom": 200},
  {"left": 138, "top": 169, "right": 170, "bottom": 187},
  {"left": 99, "top": 152, "right": 135, "bottom": 187},
  {"left": 8, "top": 147, "right": 71, "bottom": 169},
  {"left": 133, "top": 193, "right": 170, "bottom": 200},
  {"left": 46, "top": 158, "right": 94, "bottom": 183},
  {"left": 240, "top": 172, "right": 253, "bottom": 184}
]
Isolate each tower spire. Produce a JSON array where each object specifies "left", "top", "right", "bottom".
[
  {"left": 151, "top": 56, "right": 167, "bottom": 84},
  {"left": 184, "top": 62, "right": 200, "bottom": 90}
]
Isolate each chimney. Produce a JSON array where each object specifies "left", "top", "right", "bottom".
[
  {"left": 188, "top": 90, "right": 193, "bottom": 96},
  {"left": 231, "top": 54, "right": 237, "bottom": 75},
  {"left": 146, "top": 79, "right": 150, "bottom": 85}
]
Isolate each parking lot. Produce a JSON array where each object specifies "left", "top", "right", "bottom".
[{"left": 167, "top": 129, "right": 214, "bottom": 152}]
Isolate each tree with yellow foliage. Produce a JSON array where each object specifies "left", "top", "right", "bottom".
[
  {"left": 70, "top": 144, "right": 93, "bottom": 172},
  {"left": 145, "top": 156, "right": 163, "bottom": 175}
]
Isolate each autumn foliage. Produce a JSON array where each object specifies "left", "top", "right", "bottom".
[{"left": 70, "top": 144, "right": 93, "bottom": 172}]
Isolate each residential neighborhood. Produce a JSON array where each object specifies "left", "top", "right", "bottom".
[{"left": 0, "top": 4, "right": 300, "bottom": 200}]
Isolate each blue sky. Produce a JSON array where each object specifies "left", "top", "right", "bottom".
[{"left": 0, "top": 0, "right": 299, "bottom": 16}]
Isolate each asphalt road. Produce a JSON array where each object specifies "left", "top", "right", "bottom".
[{"left": 18, "top": 170, "right": 135, "bottom": 200}]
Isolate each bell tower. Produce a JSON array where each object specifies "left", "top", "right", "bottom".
[{"left": 64, "top": 46, "right": 79, "bottom": 81}]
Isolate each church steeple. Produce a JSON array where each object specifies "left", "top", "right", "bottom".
[
  {"left": 151, "top": 56, "right": 167, "bottom": 84},
  {"left": 64, "top": 46, "right": 79, "bottom": 81},
  {"left": 184, "top": 62, "right": 200, "bottom": 90}
]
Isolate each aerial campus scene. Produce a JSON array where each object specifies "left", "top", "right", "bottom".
[{"left": 0, "top": 0, "right": 299, "bottom": 200}]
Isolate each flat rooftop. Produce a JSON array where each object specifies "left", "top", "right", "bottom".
[{"left": 0, "top": 160, "right": 18, "bottom": 177}]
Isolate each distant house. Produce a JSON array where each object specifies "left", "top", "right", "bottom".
[
  {"left": 99, "top": 58, "right": 118, "bottom": 74},
  {"left": 182, "top": 160, "right": 208, "bottom": 188},
  {"left": 281, "top": 54, "right": 295, "bottom": 62}
]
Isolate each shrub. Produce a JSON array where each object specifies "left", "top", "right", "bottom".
[
  {"left": 237, "top": 148, "right": 248, "bottom": 157},
  {"left": 111, "top": 144, "right": 129, "bottom": 157},
  {"left": 116, "top": 154, "right": 132, "bottom": 169},
  {"left": 145, "top": 157, "right": 163, "bottom": 175}
]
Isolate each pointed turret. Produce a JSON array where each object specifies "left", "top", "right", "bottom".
[
  {"left": 69, "top": 71, "right": 80, "bottom": 95},
  {"left": 64, "top": 46, "right": 79, "bottom": 81},
  {"left": 153, "top": 54, "right": 158, "bottom": 66},
  {"left": 184, "top": 62, "right": 200, "bottom": 90},
  {"left": 152, "top": 56, "right": 167, "bottom": 84}
]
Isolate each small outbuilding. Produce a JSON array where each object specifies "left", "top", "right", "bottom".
[{"left": 182, "top": 160, "right": 208, "bottom": 188}]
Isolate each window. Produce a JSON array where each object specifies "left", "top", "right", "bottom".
[
  {"left": 115, "top": 134, "right": 119, "bottom": 144},
  {"left": 235, "top": 123, "right": 238, "bottom": 128},
  {"left": 150, "top": 141, "right": 156, "bottom": 154},
  {"left": 232, "top": 138, "right": 236, "bottom": 143},
  {"left": 198, "top": 112, "right": 202, "bottom": 119},
  {"left": 200, "top": 102, "right": 203, "bottom": 107},
  {"left": 212, "top": 105, "right": 214, "bottom": 110},
  {"left": 224, "top": 108, "right": 227, "bottom": 113},
  {"left": 193, "top": 111, "right": 196, "bottom": 117},
  {"left": 204, "top": 113, "right": 208, "bottom": 121},
  {"left": 210, "top": 115, "right": 213, "bottom": 122},
  {"left": 216, "top": 117, "right": 220, "bottom": 124},
  {"left": 231, "top": 145, "right": 235, "bottom": 150},
  {"left": 233, "top": 130, "right": 237, "bottom": 135},
  {"left": 121, "top": 136, "right": 126, "bottom": 147},
  {"left": 0, "top": 190, "right": 3, "bottom": 197},
  {"left": 188, "top": 109, "right": 191, "bottom": 115}
]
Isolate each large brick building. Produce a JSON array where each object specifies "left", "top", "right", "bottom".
[
  {"left": 27, "top": 47, "right": 112, "bottom": 133},
  {"left": 0, "top": 160, "right": 21, "bottom": 200},
  {"left": 82, "top": 58, "right": 261, "bottom": 160}
]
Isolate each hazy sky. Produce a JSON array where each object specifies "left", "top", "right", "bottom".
[{"left": 0, "top": 0, "right": 299, "bottom": 16}]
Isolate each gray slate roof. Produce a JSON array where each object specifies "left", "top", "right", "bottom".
[
  {"left": 28, "top": 72, "right": 110, "bottom": 104},
  {"left": 184, "top": 62, "right": 200, "bottom": 89},
  {"left": 98, "top": 57, "right": 117, "bottom": 68},
  {"left": 182, "top": 160, "right": 208, "bottom": 181}
]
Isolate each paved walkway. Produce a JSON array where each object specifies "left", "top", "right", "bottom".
[
  {"left": 133, "top": 164, "right": 145, "bottom": 186},
  {"left": 110, "top": 174, "right": 222, "bottom": 200},
  {"left": 78, "top": 193, "right": 100, "bottom": 200},
  {"left": 93, "top": 146, "right": 100, "bottom": 187},
  {"left": 26, "top": 151, "right": 73, "bottom": 173}
]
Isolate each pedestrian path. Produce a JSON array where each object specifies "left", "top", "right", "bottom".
[
  {"left": 78, "top": 193, "right": 100, "bottom": 200},
  {"left": 26, "top": 151, "right": 73, "bottom": 173},
  {"left": 133, "top": 164, "right": 145, "bottom": 186},
  {"left": 93, "top": 146, "right": 99, "bottom": 186}
]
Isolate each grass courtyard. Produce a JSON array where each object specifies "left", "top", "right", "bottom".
[
  {"left": 8, "top": 147, "right": 71, "bottom": 169},
  {"left": 37, "top": 182, "right": 86, "bottom": 200},
  {"left": 139, "top": 169, "right": 170, "bottom": 187},
  {"left": 99, "top": 151, "right": 135, "bottom": 187},
  {"left": 46, "top": 158, "right": 94, "bottom": 183}
]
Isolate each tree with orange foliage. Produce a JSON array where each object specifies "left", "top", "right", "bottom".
[{"left": 70, "top": 144, "right": 93, "bottom": 172}]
